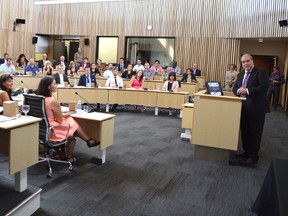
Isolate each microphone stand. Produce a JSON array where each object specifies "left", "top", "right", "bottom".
[{"left": 75, "top": 91, "right": 96, "bottom": 112}]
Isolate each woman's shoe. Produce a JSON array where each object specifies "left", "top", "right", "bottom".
[{"left": 86, "top": 139, "right": 100, "bottom": 148}]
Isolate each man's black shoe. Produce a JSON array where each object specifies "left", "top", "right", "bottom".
[
  {"left": 235, "top": 152, "right": 248, "bottom": 158},
  {"left": 239, "top": 156, "right": 259, "bottom": 167}
]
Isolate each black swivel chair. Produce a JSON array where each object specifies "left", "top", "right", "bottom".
[{"left": 23, "top": 94, "right": 73, "bottom": 177}]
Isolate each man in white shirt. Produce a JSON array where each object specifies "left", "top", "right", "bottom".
[
  {"left": 105, "top": 67, "right": 123, "bottom": 87},
  {"left": 103, "top": 63, "right": 114, "bottom": 78},
  {"left": 0, "top": 58, "right": 16, "bottom": 74},
  {"left": 105, "top": 67, "right": 123, "bottom": 112},
  {"left": 53, "top": 65, "right": 70, "bottom": 85},
  {"left": 133, "top": 59, "right": 145, "bottom": 72}
]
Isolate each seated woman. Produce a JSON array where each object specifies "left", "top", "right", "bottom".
[
  {"left": 181, "top": 68, "right": 197, "bottom": 83},
  {"left": 16, "top": 54, "right": 28, "bottom": 68},
  {"left": 129, "top": 70, "right": 144, "bottom": 89},
  {"left": 67, "top": 61, "right": 78, "bottom": 77},
  {"left": 0, "top": 74, "right": 13, "bottom": 105},
  {"left": 129, "top": 70, "right": 145, "bottom": 112},
  {"left": 163, "top": 73, "right": 179, "bottom": 92},
  {"left": 43, "top": 60, "right": 54, "bottom": 76},
  {"left": 121, "top": 64, "right": 136, "bottom": 79},
  {"left": 96, "top": 59, "right": 106, "bottom": 72},
  {"left": 36, "top": 76, "right": 100, "bottom": 163}
]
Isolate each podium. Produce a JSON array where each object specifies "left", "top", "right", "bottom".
[{"left": 191, "top": 91, "right": 245, "bottom": 163}]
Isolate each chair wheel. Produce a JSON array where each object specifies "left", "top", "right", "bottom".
[{"left": 69, "top": 165, "right": 73, "bottom": 171}]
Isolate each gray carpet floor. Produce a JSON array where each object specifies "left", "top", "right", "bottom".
[{"left": 1, "top": 107, "right": 288, "bottom": 216}]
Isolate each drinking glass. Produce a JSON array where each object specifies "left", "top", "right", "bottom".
[{"left": 22, "top": 105, "right": 30, "bottom": 116}]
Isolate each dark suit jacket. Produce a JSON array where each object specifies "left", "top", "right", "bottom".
[
  {"left": 54, "top": 61, "right": 69, "bottom": 73},
  {"left": 181, "top": 73, "right": 197, "bottom": 82},
  {"left": 233, "top": 67, "right": 269, "bottom": 115},
  {"left": 78, "top": 74, "right": 97, "bottom": 87},
  {"left": 193, "top": 69, "right": 201, "bottom": 76},
  {"left": 0, "top": 58, "right": 5, "bottom": 65},
  {"left": 53, "top": 73, "right": 70, "bottom": 84},
  {"left": 116, "top": 63, "right": 127, "bottom": 72},
  {"left": 90, "top": 68, "right": 101, "bottom": 77},
  {"left": 37, "top": 59, "right": 47, "bottom": 69}
]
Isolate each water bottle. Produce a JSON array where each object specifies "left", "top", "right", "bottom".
[{"left": 77, "top": 100, "right": 82, "bottom": 113}]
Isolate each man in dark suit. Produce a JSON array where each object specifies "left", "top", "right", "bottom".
[
  {"left": 0, "top": 53, "right": 9, "bottom": 65},
  {"left": 78, "top": 66, "right": 97, "bottom": 87},
  {"left": 230, "top": 54, "right": 269, "bottom": 166},
  {"left": 53, "top": 65, "right": 70, "bottom": 85},
  {"left": 78, "top": 66, "right": 101, "bottom": 111},
  {"left": 54, "top": 55, "right": 68, "bottom": 74},
  {"left": 116, "top": 57, "right": 126, "bottom": 72},
  {"left": 37, "top": 53, "right": 48, "bottom": 69},
  {"left": 192, "top": 63, "right": 201, "bottom": 76}
]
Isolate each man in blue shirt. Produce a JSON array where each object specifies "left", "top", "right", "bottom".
[{"left": 24, "top": 58, "right": 39, "bottom": 76}]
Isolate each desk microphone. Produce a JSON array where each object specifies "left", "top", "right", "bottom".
[
  {"left": 75, "top": 91, "right": 95, "bottom": 112},
  {"left": 21, "top": 80, "right": 33, "bottom": 94},
  {"left": 12, "top": 79, "right": 24, "bottom": 93}
]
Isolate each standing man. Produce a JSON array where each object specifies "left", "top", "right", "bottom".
[
  {"left": 192, "top": 63, "right": 201, "bottom": 76},
  {"left": 74, "top": 47, "right": 83, "bottom": 69},
  {"left": 267, "top": 66, "right": 285, "bottom": 110},
  {"left": 230, "top": 54, "right": 269, "bottom": 166}
]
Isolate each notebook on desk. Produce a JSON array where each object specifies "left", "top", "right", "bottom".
[{"left": 0, "top": 115, "right": 16, "bottom": 123}]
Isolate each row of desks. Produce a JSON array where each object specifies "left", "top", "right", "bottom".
[
  {"left": 12, "top": 76, "right": 203, "bottom": 96},
  {"left": 57, "top": 87, "right": 189, "bottom": 116}
]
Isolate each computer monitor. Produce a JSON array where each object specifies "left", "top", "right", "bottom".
[{"left": 206, "top": 81, "right": 223, "bottom": 96}]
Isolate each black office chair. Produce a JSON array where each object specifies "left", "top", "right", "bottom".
[{"left": 23, "top": 94, "right": 73, "bottom": 178}]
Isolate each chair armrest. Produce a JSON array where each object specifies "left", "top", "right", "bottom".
[{"left": 48, "top": 123, "right": 71, "bottom": 141}]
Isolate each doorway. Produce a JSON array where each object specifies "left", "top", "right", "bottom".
[{"left": 251, "top": 55, "right": 277, "bottom": 75}]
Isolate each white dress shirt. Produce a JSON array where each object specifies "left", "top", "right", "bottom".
[
  {"left": 105, "top": 75, "right": 123, "bottom": 87},
  {"left": 103, "top": 70, "right": 113, "bottom": 78}
]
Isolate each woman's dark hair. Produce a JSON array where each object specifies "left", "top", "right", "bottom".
[
  {"left": 169, "top": 72, "right": 177, "bottom": 81},
  {"left": 154, "top": 60, "right": 160, "bottom": 64},
  {"left": 136, "top": 70, "right": 144, "bottom": 82},
  {"left": 16, "top": 54, "right": 28, "bottom": 65},
  {"left": 186, "top": 68, "right": 192, "bottom": 73},
  {"left": 0, "top": 74, "right": 13, "bottom": 100},
  {"left": 36, "top": 76, "right": 55, "bottom": 97}
]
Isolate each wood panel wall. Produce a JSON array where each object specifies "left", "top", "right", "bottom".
[
  {"left": 2, "top": 0, "right": 288, "bottom": 87},
  {"left": 0, "top": 0, "right": 35, "bottom": 62}
]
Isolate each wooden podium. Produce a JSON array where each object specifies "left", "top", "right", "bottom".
[{"left": 191, "top": 91, "right": 245, "bottom": 163}]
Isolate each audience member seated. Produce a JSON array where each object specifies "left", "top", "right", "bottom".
[
  {"left": 103, "top": 63, "right": 114, "bottom": 78},
  {"left": 96, "top": 59, "right": 106, "bottom": 72},
  {"left": 132, "top": 59, "right": 145, "bottom": 72},
  {"left": 16, "top": 54, "right": 28, "bottom": 68},
  {"left": 129, "top": 70, "right": 144, "bottom": 90},
  {"left": 116, "top": 57, "right": 126, "bottom": 72},
  {"left": 43, "top": 60, "right": 54, "bottom": 76},
  {"left": 0, "top": 52, "right": 9, "bottom": 65},
  {"left": 105, "top": 67, "right": 124, "bottom": 112},
  {"left": 54, "top": 55, "right": 68, "bottom": 73},
  {"left": 150, "top": 60, "right": 163, "bottom": 74},
  {"left": 67, "top": 61, "right": 79, "bottom": 77},
  {"left": 37, "top": 53, "right": 48, "bottom": 69},
  {"left": 171, "top": 60, "right": 182, "bottom": 75},
  {"left": 90, "top": 63, "right": 101, "bottom": 77},
  {"left": 143, "top": 62, "right": 154, "bottom": 80},
  {"left": 81, "top": 57, "right": 90, "bottom": 69},
  {"left": 181, "top": 68, "right": 197, "bottom": 83},
  {"left": 121, "top": 64, "right": 136, "bottom": 79},
  {"left": 78, "top": 67, "right": 97, "bottom": 87},
  {"left": 192, "top": 63, "right": 201, "bottom": 76},
  {"left": 224, "top": 64, "right": 238, "bottom": 91},
  {"left": 0, "top": 74, "right": 13, "bottom": 105},
  {"left": 129, "top": 70, "right": 145, "bottom": 112},
  {"left": 162, "top": 66, "right": 172, "bottom": 81},
  {"left": 0, "top": 58, "right": 16, "bottom": 74},
  {"left": 163, "top": 73, "right": 179, "bottom": 92},
  {"left": 36, "top": 76, "right": 100, "bottom": 163},
  {"left": 24, "top": 58, "right": 39, "bottom": 76},
  {"left": 53, "top": 65, "right": 70, "bottom": 85}
]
